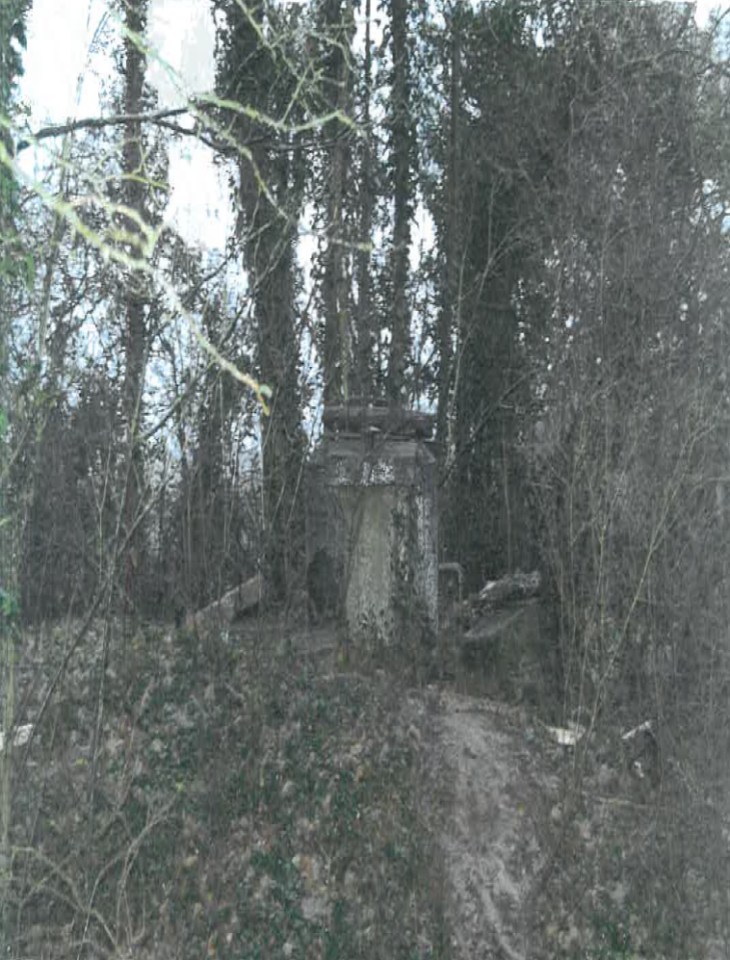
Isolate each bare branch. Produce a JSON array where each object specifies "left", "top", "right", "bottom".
[
  {"left": 17, "top": 106, "right": 192, "bottom": 150},
  {"left": 17, "top": 107, "right": 332, "bottom": 156}
]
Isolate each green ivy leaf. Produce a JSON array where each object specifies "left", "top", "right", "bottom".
[
  {"left": 0, "top": 588, "right": 18, "bottom": 621},
  {"left": 22, "top": 250, "right": 34, "bottom": 287}
]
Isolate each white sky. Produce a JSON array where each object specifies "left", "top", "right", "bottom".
[
  {"left": 21, "top": 0, "right": 232, "bottom": 249},
  {"left": 145, "top": 0, "right": 234, "bottom": 248},
  {"left": 692, "top": 0, "right": 718, "bottom": 22},
  {"left": 18, "top": 0, "right": 722, "bottom": 252}
]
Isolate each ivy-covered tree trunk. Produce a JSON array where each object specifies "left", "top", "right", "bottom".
[
  {"left": 320, "top": 0, "right": 354, "bottom": 405},
  {"left": 238, "top": 136, "right": 303, "bottom": 601},
  {"left": 0, "top": 0, "right": 30, "bottom": 377},
  {"left": 435, "top": 8, "right": 462, "bottom": 479},
  {"left": 427, "top": 2, "right": 542, "bottom": 586},
  {"left": 386, "top": 0, "right": 414, "bottom": 404},
  {"left": 249, "top": 177, "right": 303, "bottom": 601},
  {"left": 215, "top": 1, "right": 306, "bottom": 603},
  {"left": 0, "top": 0, "right": 30, "bottom": 948},
  {"left": 355, "top": 0, "right": 374, "bottom": 403},
  {"left": 121, "top": 0, "right": 149, "bottom": 613}
]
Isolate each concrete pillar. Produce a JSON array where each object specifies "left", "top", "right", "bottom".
[{"left": 306, "top": 403, "right": 438, "bottom": 658}]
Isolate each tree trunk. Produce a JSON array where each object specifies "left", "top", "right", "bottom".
[
  {"left": 355, "top": 0, "right": 374, "bottom": 403},
  {"left": 0, "top": 3, "right": 30, "bottom": 948},
  {"left": 436, "top": 10, "right": 461, "bottom": 479},
  {"left": 240, "top": 143, "right": 303, "bottom": 602},
  {"left": 386, "top": 0, "right": 413, "bottom": 405},
  {"left": 121, "top": 0, "right": 149, "bottom": 613},
  {"left": 321, "top": 2, "right": 354, "bottom": 404}
]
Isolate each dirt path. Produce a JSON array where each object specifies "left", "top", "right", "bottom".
[{"left": 428, "top": 690, "right": 559, "bottom": 960}]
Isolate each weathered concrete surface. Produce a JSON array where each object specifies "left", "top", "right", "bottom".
[
  {"left": 306, "top": 409, "right": 438, "bottom": 656},
  {"left": 343, "top": 485, "right": 397, "bottom": 644},
  {"left": 185, "top": 574, "right": 262, "bottom": 634}
]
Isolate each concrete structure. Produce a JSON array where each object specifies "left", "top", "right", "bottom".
[{"left": 306, "top": 403, "right": 438, "bottom": 658}]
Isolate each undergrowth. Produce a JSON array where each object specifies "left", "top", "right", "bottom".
[{"left": 5, "top": 617, "right": 451, "bottom": 959}]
